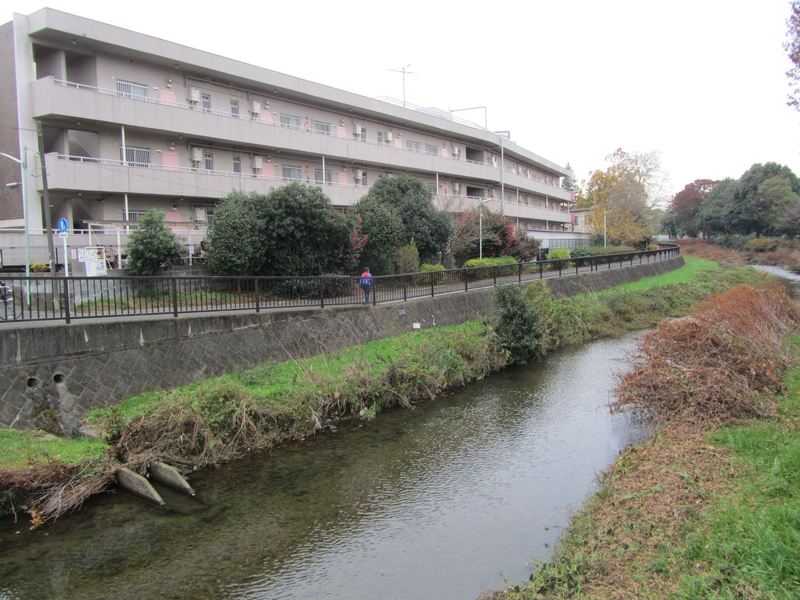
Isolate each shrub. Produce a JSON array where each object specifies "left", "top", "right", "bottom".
[
  {"left": 415, "top": 263, "right": 446, "bottom": 286},
  {"left": 125, "top": 209, "right": 182, "bottom": 275},
  {"left": 546, "top": 248, "right": 571, "bottom": 260},
  {"left": 394, "top": 241, "right": 420, "bottom": 274},
  {"left": 464, "top": 256, "right": 518, "bottom": 279},
  {"left": 586, "top": 245, "right": 636, "bottom": 256},
  {"left": 493, "top": 285, "right": 545, "bottom": 365},
  {"left": 30, "top": 263, "right": 49, "bottom": 273},
  {"left": 570, "top": 246, "right": 592, "bottom": 259},
  {"left": 744, "top": 238, "right": 779, "bottom": 253},
  {"left": 352, "top": 197, "right": 404, "bottom": 275}
]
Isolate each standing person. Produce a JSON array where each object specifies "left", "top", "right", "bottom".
[{"left": 359, "top": 267, "right": 373, "bottom": 304}]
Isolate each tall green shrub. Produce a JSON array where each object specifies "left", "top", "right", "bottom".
[
  {"left": 353, "top": 196, "right": 404, "bottom": 274},
  {"left": 125, "top": 209, "right": 182, "bottom": 275},
  {"left": 493, "top": 285, "right": 545, "bottom": 365},
  {"left": 394, "top": 241, "right": 420, "bottom": 274}
]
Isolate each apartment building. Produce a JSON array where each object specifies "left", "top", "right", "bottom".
[{"left": 1, "top": 8, "right": 583, "bottom": 266}]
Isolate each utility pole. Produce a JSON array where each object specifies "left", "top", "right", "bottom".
[{"left": 36, "top": 122, "right": 56, "bottom": 274}]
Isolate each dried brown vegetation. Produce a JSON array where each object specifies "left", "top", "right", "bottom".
[
  {"left": 614, "top": 285, "right": 798, "bottom": 424},
  {"left": 675, "top": 240, "right": 745, "bottom": 266}
]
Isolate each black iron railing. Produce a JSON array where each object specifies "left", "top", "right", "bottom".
[{"left": 0, "top": 245, "right": 680, "bottom": 324}]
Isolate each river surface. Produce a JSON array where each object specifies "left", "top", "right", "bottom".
[{"left": 0, "top": 336, "right": 648, "bottom": 600}]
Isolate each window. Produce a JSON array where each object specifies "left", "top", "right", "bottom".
[
  {"left": 377, "top": 131, "right": 383, "bottom": 144},
  {"left": 425, "top": 144, "right": 439, "bottom": 156},
  {"left": 282, "top": 165, "right": 302, "bottom": 181},
  {"left": 127, "top": 209, "right": 150, "bottom": 223},
  {"left": 230, "top": 99, "right": 239, "bottom": 118},
  {"left": 280, "top": 114, "right": 301, "bottom": 129},
  {"left": 193, "top": 205, "right": 216, "bottom": 224},
  {"left": 204, "top": 151, "right": 213, "bottom": 171},
  {"left": 406, "top": 140, "right": 421, "bottom": 153},
  {"left": 314, "top": 168, "right": 332, "bottom": 184},
  {"left": 202, "top": 94, "right": 211, "bottom": 113},
  {"left": 233, "top": 154, "right": 241, "bottom": 174},
  {"left": 312, "top": 120, "right": 331, "bottom": 135},
  {"left": 119, "top": 146, "right": 150, "bottom": 167},
  {"left": 116, "top": 79, "right": 148, "bottom": 100},
  {"left": 354, "top": 126, "right": 367, "bottom": 142}
]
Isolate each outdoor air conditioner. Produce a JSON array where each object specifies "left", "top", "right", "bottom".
[
  {"left": 354, "top": 125, "right": 362, "bottom": 137},
  {"left": 452, "top": 147, "right": 461, "bottom": 158},
  {"left": 386, "top": 131, "right": 393, "bottom": 142},
  {"left": 251, "top": 100, "right": 261, "bottom": 117},
  {"left": 252, "top": 155, "right": 263, "bottom": 171},
  {"left": 189, "top": 87, "right": 201, "bottom": 103},
  {"left": 491, "top": 156, "right": 497, "bottom": 166},
  {"left": 191, "top": 147, "right": 203, "bottom": 163},
  {"left": 193, "top": 207, "right": 208, "bottom": 223},
  {"left": 453, "top": 183, "right": 462, "bottom": 194}
]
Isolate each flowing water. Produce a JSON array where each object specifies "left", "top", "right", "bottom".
[{"left": 0, "top": 336, "right": 649, "bottom": 600}]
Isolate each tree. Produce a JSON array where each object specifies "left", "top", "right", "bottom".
[
  {"left": 561, "top": 163, "right": 579, "bottom": 193},
  {"left": 724, "top": 163, "right": 800, "bottom": 236},
  {"left": 207, "top": 192, "right": 269, "bottom": 275},
  {"left": 695, "top": 179, "right": 737, "bottom": 236},
  {"left": 352, "top": 196, "right": 404, "bottom": 274},
  {"left": 787, "top": 0, "right": 800, "bottom": 110},
  {"left": 207, "top": 184, "right": 350, "bottom": 276},
  {"left": 665, "top": 179, "right": 717, "bottom": 237},
  {"left": 493, "top": 285, "right": 545, "bottom": 365},
  {"left": 125, "top": 209, "right": 182, "bottom": 275},
  {"left": 362, "top": 175, "right": 452, "bottom": 263}
]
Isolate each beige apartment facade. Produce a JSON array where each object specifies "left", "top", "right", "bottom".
[{"left": 1, "top": 8, "right": 583, "bottom": 266}]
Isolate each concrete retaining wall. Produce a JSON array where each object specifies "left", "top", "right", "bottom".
[{"left": 0, "top": 257, "right": 684, "bottom": 433}]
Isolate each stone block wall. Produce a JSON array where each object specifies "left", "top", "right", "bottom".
[{"left": 0, "top": 258, "right": 683, "bottom": 433}]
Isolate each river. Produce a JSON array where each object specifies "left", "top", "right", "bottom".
[{"left": 0, "top": 336, "right": 648, "bottom": 600}]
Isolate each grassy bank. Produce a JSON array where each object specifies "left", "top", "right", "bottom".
[
  {"left": 0, "top": 257, "right": 774, "bottom": 525},
  {"left": 498, "top": 286, "right": 799, "bottom": 599}
]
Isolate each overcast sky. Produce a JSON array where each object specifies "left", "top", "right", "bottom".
[{"left": 7, "top": 1, "right": 800, "bottom": 200}]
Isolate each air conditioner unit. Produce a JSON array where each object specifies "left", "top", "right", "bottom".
[
  {"left": 354, "top": 125, "right": 362, "bottom": 137},
  {"left": 354, "top": 169, "right": 366, "bottom": 184},
  {"left": 191, "top": 147, "right": 203, "bottom": 163},
  {"left": 452, "top": 147, "right": 461, "bottom": 158},
  {"left": 189, "top": 87, "right": 201, "bottom": 103},
  {"left": 453, "top": 183, "right": 462, "bottom": 193},
  {"left": 251, "top": 100, "right": 261, "bottom": 117},
  {"left": 386, "top": 131, "right": 393, "bottom": 142},
  {"left": 491, "top": 156, "right": 497, "bottom": 166},
  {"left": 252, "top": 155, "right": 263, "bottom": 171}
]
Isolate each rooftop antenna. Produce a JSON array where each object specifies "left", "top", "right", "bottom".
[{"left": 388, "top": 64, "right": 417, "bottom": 107}]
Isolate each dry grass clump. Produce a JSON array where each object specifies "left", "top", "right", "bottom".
[
  {"left": 675, "top": 240, "right": 745, "bottom": 266},
  {"left": 614, "top": 285, "right": 798, "bottom": 424}
]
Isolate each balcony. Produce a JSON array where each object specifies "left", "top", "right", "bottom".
[
  {"left": 434, "top": 195, "right": 571, "bottom": 223},
  {"left": 30, "top": 78, "right": 570, "bottom": 200},
  {"left": 40, "top": 154, "right": 369, "bottom": 207}
]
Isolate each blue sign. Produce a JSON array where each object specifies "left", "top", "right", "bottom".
[{"left": 57, "top": 217, "right": 69, "bottom": 233}]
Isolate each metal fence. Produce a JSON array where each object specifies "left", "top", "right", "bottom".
[{"left": 0, "top": 245, "right": 680, "bottom": 325}]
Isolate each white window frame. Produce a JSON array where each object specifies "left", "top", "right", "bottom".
[
  {"left": 425, "top": 143, "right": 439, "bottom": 156},
  {"left": 203, "top": 151, "right": 214, "bottom": 171},
  {"left": 230, "top": 99, "right": 240, "bottom": 118},
  {"left": 282, "top": 165, "right": 302, "bottom": 181},
  {"left": 119, "top": 146, "right": 151, "bottom": 168},
  {"left": 116, "top": 79, "right": 148, "bottom": 100},
  {"left": 314, "top": 168, "right": 332, "bottom": 185},
  {"left": 202, "top": 94, "right": 211, "bottom": 113},
  {"left": 406, "top": 140, "right": 421, "bottom": 153},
  {"left": 233, "top": 154, "right": 241, "bottom": 174},
  {"left": 312, "top": 120, "right": 331, "bottom": 135},
  {"left": 280, "top": 114, "right": 301, "bottom": 129}
]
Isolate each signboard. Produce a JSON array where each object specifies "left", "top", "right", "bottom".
[
  {"left": 56, "top": 217, "right": 69, "bottom": 233},
  {"left": 84, "top": 247, "right": 107, "bottom": 277}
]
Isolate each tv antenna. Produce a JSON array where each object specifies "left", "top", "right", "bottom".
[{"left": 388, "top": 64, "right": 417, "bottom": 107}]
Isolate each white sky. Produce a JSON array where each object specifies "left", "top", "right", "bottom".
[{"left": 7, "top": 0, "right": 800, "bottom": 199}]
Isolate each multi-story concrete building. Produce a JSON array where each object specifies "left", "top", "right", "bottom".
[{"left": 1, "top": 8, "right": 582, "bottom": 267}]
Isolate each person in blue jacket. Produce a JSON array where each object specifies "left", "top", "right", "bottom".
[{"left": 359, "top": 267, "right": 373, "bottom": 304}]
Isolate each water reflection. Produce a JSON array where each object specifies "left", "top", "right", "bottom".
[{"left": 0, "top": 336, "right": 647, "bottom": 600}]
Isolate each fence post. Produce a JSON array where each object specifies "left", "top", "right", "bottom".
[
  {"left": 575, "top": 260, "right": 579, "bottom": 276},
  {"left": 372, "top": 279, "right": 377, "bottom": 306},
  {"left": 558, "top": 262, "right": 562, "bottom": 277},
  {"left": 430, "top": 274, "right": 435, "bottom": 297},
  {"left": 464, "top": 268, "right": 468, "bottom": 292},
  {"left": 63, "top": 278, "right": 71, "bottom": 324},
  {"left": 254, "top": 278, "right": 260, "bottom": 313},
  {"left": 492, "top": 266, "right": 497, "bottom": 286},
  {"left": 518, "top": 262, "right": 522, "bottom": 285},
  {"left": 171, "top": 278, "right": 179, "bottom": 317},
  {"left": 403, "top": 275, "right": 408, "bottom": 301},
  {"left": 539, "top": 262, "right": 543, "bottom": 280},
  {"left": 320, "top": 279, "right": 325, "bottom": 309}
]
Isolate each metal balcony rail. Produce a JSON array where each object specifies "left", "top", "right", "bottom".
[
  {"left": 47, "top": 78, "right": 566, "bottom": 193},
  {"left": 0, "top": 245, "right": 680, "bottom": 325}
]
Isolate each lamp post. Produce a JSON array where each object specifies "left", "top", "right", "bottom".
[
  {"left": 603, "top": 209, "right": 608, "bottom": 247},
  {"left": 493, "top": 131, "right": 510, "bottom": 214},
  {"left": 0, "top": 149, "right": 31, "bottom": 304}
]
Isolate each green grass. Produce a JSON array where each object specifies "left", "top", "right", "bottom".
[
  {"left": 674, "top": 336, "right": 800, "bottom": 598},
  {"left": 0, "top": 429, "right": 109, "bottom": 471},
  {"left": 595, "top": 256, "right": 721, "bottom": 295}
]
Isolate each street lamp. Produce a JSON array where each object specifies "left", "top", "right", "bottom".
[
  {"left": 0, "top": 149, "right": 31, "bottom": 304},
  {"left": 493, "top": 131, "right": 510, "bottom": 214}
]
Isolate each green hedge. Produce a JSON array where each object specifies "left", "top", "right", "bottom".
[
  {"left": 415, "top": 263, "right": 446, "bottom": 286},
  {"left": 464, "top": 256, "right": 518, "bottom": 279},
  {"left": 271, "top": 274, "right": 353, "bottom": 299}
]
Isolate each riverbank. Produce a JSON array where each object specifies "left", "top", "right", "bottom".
[
  {"left": 492, "top": 285, "right": 800, "bottom": 599},
  {"left": 0, "top": 257, "right": 775, "bottom": 525}
]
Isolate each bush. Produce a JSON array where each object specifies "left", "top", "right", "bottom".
[
  {"left": 463, "top": 256, "right": 518, "bottom": 279},
  {"left": 493, "top": 285, "right": 545, "bottom": 365},
  {"left": 126, "top": 209, "right": 183, "bottom": 275},
  {"left": 394, "top": 241, "right": 420, "bottom": 274},
  {"left": 352, "top": 197, "right": 404, "bottom": 275},
  {"left": 744, "top": 238, "right": 780, "bottom": 253},
  {"left": 587, "top": 245, "right": 636, "bottom": 256},
  {"left": 415, "top": 263, "right": 446, "bottom": 285},
  {"left": 570, "top": 246, "right": 592, "bottom": 259},
  {"left": 30, "top": 263, "right": 49, "bottom": 273},
  {"left": 546, "top": 248, "right": 571, "bottom": 260}
]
